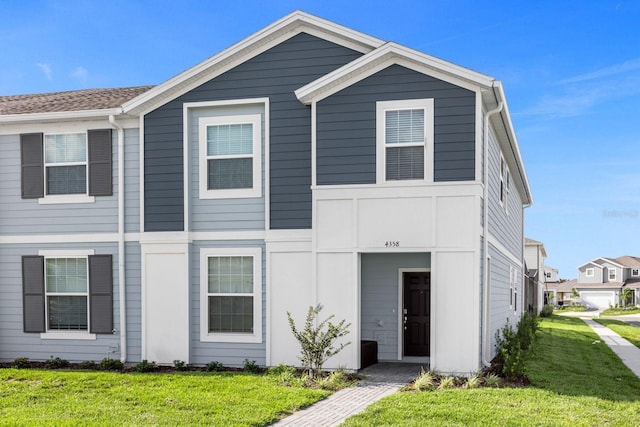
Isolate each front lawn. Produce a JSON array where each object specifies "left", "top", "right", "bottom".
[
  {"left": 601, "top": 307, "right": 640, "bottom": 316},
  {"left": 0, "top": 370, "right": 329, "bottom": 426},
  {"left": 343, "top": 316, "right": 640, "bottom": 426},
  {"left": 595, "top": 318, "right": 640, "bottom": 349},
  {"left": 553, "top": 305, "right": 588, "bottom": 313}
]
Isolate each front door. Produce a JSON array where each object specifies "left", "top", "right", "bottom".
[{"left": 403, "top": 272, "right": 430, "bottom": 357}]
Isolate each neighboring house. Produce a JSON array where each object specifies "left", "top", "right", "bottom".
[
  {"left": 544, "top": 266, "right": 559, "bottom": 283},
  {"left": 0, "top": 11, "right": 532, "bottom": 374},
  {"left": 542, "top": 265, "right": 560, "bottom": 305},
  {"left": 569, "top": 256, "right": 640, "bottom": 309},
  {"left": 524, "top": 237, "right": 547, "bottom": 313}
]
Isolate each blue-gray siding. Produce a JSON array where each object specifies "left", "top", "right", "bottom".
[
  {"left": 125, "top": 242, "right": 142, "bottom": 362},
  {"left": 316, "top": 65, "right": 476, "bottom": 185},
  {"left": 0, "top": 133, "right": 122, "bottom": 235},
  {"left": 144, "top": 33, "right": 363, "bottom": 231},
  {"left": 360, "top": 252, "right": 431, "bottom": 361},
  {"left": 0, "top": 243, "right": 121, "bottom": 362},
  {"left": 124, "top": 128, "right": 141, "bottom": 233},
  {"left": 190, "top": 240, "right": 266, "bottom": 367}
]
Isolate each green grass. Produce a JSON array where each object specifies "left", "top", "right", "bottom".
[
  {"left": 553, "top": 305, "right": 588, "bottom": 313},
  {"left": 343, "top": 316, "right": 640, "bottom": 426},
  {"left": 601, "top": 307, "right": 640, "bottom": 315},
  {"left": 595, "top": 318, "right": 640, "bottom": 348},
  {"left": 0, "top": 370, "right": 329, "bottom": 426}
]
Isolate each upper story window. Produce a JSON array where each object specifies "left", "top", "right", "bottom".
[
  {"left": 20, "top": 129, "right": 112, "bottom": 204},
  {"left": 44, "top": 133, "right": 87, "bottom": 195},
  {"left": 609, "top": 268, "right": 617, "bottom": 281},
  {"left": 632, "top": 268, "right": 640, "bottom": 277},
  {"left": 376, "top": 99, "right": 434, "bottom": 184},
  {"left": 545, "top": 272, "right": 552, "bottom": 279},
  {"left": 199, "top": 114, "right": 262, "bottom": 199},
  {"left": 500, "top": 156, "right": 510, "bottom": 212},
  {"left": 585, "top": 268, "right": 594, "bottom": 277}
]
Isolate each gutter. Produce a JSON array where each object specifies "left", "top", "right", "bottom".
[
  {"left": 481, "top": 86, "right": 503, "bottom": 367},
  {"left": 109, "top": 114, "right": 127, "bottom": 363}
]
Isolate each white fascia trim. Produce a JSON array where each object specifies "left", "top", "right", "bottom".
[
  {"left": 296, "top": 42, "right": 492, "bottom": 104},
  {"left": 577, "top": 261, "right": 604, "bottom": 269},
  {"left": 123, "top": 11, "right": 382, "bottom": 115},
  {"left": 596, "top": 257, "right": 625, "bottom": 268},
  {"left": 38, "top": 249, "right": 95, "bottom": 256},
  {"left": 0, "top": 108, "right": 123, "bottom": 124},
  {"left": 199, "top": 247, "right": 263, "bottom": 344},
  {"left": 0, "top": 118, "right": 139, "bottom": 136},
  {"left": 487, "top": 233, "right": 522, "bottom": 267}
]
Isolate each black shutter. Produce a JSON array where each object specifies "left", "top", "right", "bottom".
[
  {"left": 20, "top": 133, "right": 44, "bottom": 199},
  {"left": 22, "top": 256, "right": 45, "bottom": 332},
  {"left": 88, "top": 129, "right": 113, "bottom": 196},
  {"left": 89, "top": 255, "right": 113, "bottom": 334}
]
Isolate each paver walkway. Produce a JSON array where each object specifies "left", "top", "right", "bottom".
[
  {"left": 582, "top": 317, "right": 640, "bottom": 378},
  {"left": 271, "top": 363, "right": 423, "bottom": 427}
]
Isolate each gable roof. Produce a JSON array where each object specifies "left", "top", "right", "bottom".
[
  {"left": 121, "top": 10, "right": 384, "bottom": 115},
  {"left": 524, "top": 237, "right": 547, "bottom": 257},
  {"left": 610, "top": 256, "right": 640, "bottom": 268},
  {"left": 0, "top": 86, "right": 153, "bottom": 122}
]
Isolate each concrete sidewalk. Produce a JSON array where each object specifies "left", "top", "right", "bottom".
[
  {"left": 271, "top": 363, "right": 423, "bottom": 427},
  {"left": 581, "top": 317, "right": 640, "bottom": 378}
]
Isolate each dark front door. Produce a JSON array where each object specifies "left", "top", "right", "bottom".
[{"left": 403, "top": 272, "right": 430, "bottom": 357}]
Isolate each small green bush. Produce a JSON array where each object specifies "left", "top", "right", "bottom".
[
  {"left": 316, "top": 368, "right": 351, "bottom": 390},
  {"left": 78, "top": 361, "right": 98, "bottom": 370},
  {"left": 463, "top": 372, "right": 483, "bottom": 389},
  {"left": 494, "top": 312, "right": 539, "bottom": 380},
  {"left": 206, "top": 361, "right": 224, "bottom": 372},
  {"left": 438, "top": 376, "right": 456, "bottom": 389},
  {"left": 413, "top": 368, "right": 437, "bottom": 391},
  {"left": 173, "top": 360, "right": 188, "bottom": 371},
  {"left": 135, "top": 360, "right": 156, "bottom": 373},
  {"left": 44, "top": 356, "right": 70, "bottom": 369},
  {"left": 484, "top": 372, "right": 502, "bottom": 387},
  {"left": 99, "top": 358, "right": 124, "bottom": 371},
  {"left": 243, "top": 359, "right": 260, "bottom": 374},
  {"left": 267, "top": 363, "right": 297, "bottom": 376},
  {"left": 11, "top": 357, "right": 31, "bottom": 369},
  {"left": 540, "top": 304, "right": 554, "bottom": 317}
]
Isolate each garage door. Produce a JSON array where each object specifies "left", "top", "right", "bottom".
[{"left": 580, "top": 292, "right": 615, "bottom": 309}]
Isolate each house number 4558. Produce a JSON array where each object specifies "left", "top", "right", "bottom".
[{"left": 385, "top": 241, "right": 400, "bottom": 247}]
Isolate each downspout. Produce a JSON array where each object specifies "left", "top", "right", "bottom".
[
  {"left": 481, "top": 89, "right": 503, "bottom": 367},
  {"left": 109, "top": 114, "right": 127, "bottom": 363}
]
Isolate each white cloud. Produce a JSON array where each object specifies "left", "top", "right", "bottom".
[
  {"left": 70, "top": 66, "right": 89, "bottom": 85},
  {"left": 36, "top": 63, "right": 53, "bottom": 80},
  {"left": 556, "top": 58, "right": 640, "bottom": 85}
]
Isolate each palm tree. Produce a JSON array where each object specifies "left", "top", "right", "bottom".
[{"left": 621, "top": 287, "right": 633, "bottom": 308}]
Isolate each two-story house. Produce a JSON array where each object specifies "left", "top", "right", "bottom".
[
  {"left": 571, "top": 256, "right": 640, "bottom": 309},
  {"left": 0, "top": 11, "right": 532, "bottom": 374},
  {"left": 524, "top": 237, "right": 547, "bottom": 313}
]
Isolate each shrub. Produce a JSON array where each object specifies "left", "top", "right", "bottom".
[
  {"left": 99, "top": 358, "right": 124, "bottom": 371},
  {"left": 316, "top": 368, "right": 352, "bottom": 390},
  {"left": 540, "top": 304, "right": 554, "bottom": 317},
  {"left": 484, "top": 372, "right": 502, "bottom": 387},
  {"left": 206, "top": 361, "right": 224, "bottom": 372},
  {"left": 173, "top": 360, "right": 188, "bottom": 371},
  {"left": 44, "top": 356, "right": 70, "bottom": 369},
  {"left": 135, "top": 360, "right": 156, "bottom": 373},
  {"left": 267, "top": 363, "right": 297, "bottom": 376},
  {"left": 78, "top": 361, "right": 98, "bottom": 370},
  {"left": 413, "top": 368, "right": 438, "bottom": 391},
  {"left": 243, "top": 359, "right": 260, "bottom": 374},
  {"left": 287, "top": 304, "right": 351, "bottom": 378},
  {"left": 494, "top": 312, "right": 538, "bottom": 380},
  {"left": 12, "top": 357, "right": 31, "bottom": 369},
  {"left": 438, "top": 376, "right": 456, "bottom": 390},
  {"left": 463, "top": 372, "right": 483, "bottom": 389}
]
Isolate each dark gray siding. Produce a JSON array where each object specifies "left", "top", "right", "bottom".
[
  {"left": 316, "top": 65, "right": 476, "bottom": 185},
  {"left": 144, "top": 33, "right": 362, "bottom": 231}
]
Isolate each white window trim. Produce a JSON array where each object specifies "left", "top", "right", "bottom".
[
  {"left": 609, "top": 268, "right": 617, "bottom": 281},
  {"left": 39, "top": 132, "right": 93, "bottom": 204},
  {"left": 499, "top": 155, "right": 510, "bottom": 213},
  {"left": 376, "top": 99, "right": 434, "bottom": 185},
  {"left": 39, "top": 249, "right": 96, "bottom": 340},
  {"left": 198, "top": 114, "right": 262, "bottom": 200},
  {"left": 200, "top": 247, "right": 262, "bottom": 343},
  {"left": 586, "top": 268, "right": 594, "bottom": 277},
  {"left": 632, "top": 268, "right": 640, "bottom": 277}
]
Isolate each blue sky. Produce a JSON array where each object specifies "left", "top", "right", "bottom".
[{"left": 1, "top": 0, "right": 639, "bottom": 278}]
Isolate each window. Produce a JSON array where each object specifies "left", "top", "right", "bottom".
[
  {"left": 44, "top": 133, "right": 87, "bottom": 195},
  {"left": 545, "top": 272, "right": 552, "bottom": 279},
  {"left": 199, "top": 114, "right": 262, "bottom": 199},
  {"left": 21, "top": 251, "right": 113, "bottom": 339},
  {"left": 376, "top": 99, "right": 434, "bottom": 184},
  {"left": 586, "top": 268, "right": 594, "bottom": 277},
  {"left": 632, "top": 268, "right": 640, "bottom": 277},
  {"left": 609, "top": 268, "right": 617, "bottom": 281},
  {"left": 200, "top": 248, "right": 262, "bottom": 343},
  {"left": 20, "top": 129, "right": 112, "bottom": 203},
  {"left": 500, "top": 156, "right": 510, "bottom": 211}
]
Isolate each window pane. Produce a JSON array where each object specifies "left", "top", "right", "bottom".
[
  {"left": 386, "top": 146, "right": 424, "bottom": 180},
  {"left": 208, "top": 256, "right": 253, "bottom": 294},
  {"left": 207, "top": 123, "right": 253, "bottom": 156},
  {"left": 208, "top": 296, "right": 253, "bottom": 333},
  {"left": 208, "top": 158, "right": 252, "bottom": 190},
  {"left": 48, "top": 296, "right": 88, "bottom": 330},
  {"left": 385, "top": 109, "right": 424, "bottom": 144},
  {"left": 47, "top": 165, "right": 86, "bottom": 194},
  {"left": 46, "top": 258, "right": 88, "bottom": 293},
  {"left": 45, "top": 133, "right": 87, "bottom": 163}
]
